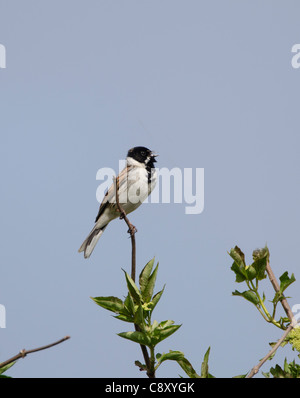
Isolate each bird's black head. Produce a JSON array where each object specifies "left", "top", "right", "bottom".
[{"left": 127, "top": 146, "right": 157, "bottom": 168}]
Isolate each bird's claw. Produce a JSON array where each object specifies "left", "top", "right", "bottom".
[{"left": 127, "top": 224, "right": 137, "bottom": 235}]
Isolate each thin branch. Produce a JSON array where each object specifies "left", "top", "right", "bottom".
[
  {"left": 265, "top": 259, "right": 297, "bottom": 327},
  {"left": 246, "top": 324, "right": 293, "bottom": 378},
  {"left": 0, "top": 335, "right": 70, "bottom": 369},
  {"left": 113, "top": 177, "right": 153, "bottom": 378}
]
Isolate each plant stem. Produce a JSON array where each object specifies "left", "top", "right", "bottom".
[
  {"left": 113, "top": 176, "right": 154, "bottom": 378},
  {"left": 246, "top": 280, "right": 283, "bottom": 329},
  {"left": 148, "top": 346, "right": 156, "bottom": 378}
]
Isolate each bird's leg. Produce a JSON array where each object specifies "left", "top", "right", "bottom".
[{"left": 115, "top": 206, "right": 137, "bottom": 235}]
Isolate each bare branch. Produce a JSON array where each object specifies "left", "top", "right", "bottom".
[{"left": 0, "top": 335, "right": 70, "bottom": 369}]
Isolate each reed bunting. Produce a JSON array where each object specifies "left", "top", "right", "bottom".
[{"left": 78, "top": 146, "right": 157, "bottom": 258}]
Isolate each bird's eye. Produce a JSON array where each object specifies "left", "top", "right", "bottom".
[{"left": 141, "top": 151, "right": 146, "bottom": 156}]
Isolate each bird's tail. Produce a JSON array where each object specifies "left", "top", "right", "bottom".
[{"left": 78, "top": 224, "right": 108, "bottom": 258}]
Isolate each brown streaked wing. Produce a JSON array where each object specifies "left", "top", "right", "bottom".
[{"left": 95, "top": 165, "right": 131, "bottom": 222}]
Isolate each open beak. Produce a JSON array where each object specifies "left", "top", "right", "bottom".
[{"left": 151, "top": 152, "right": 158, "bottom": 162}]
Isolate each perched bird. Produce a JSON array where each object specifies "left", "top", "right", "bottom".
[{"left": 78, "top": 146, "right": 157, "bottom": 258}]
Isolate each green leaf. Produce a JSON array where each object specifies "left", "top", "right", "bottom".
[
  {"left": 123, "top": 270, "right": 142, "bottom": 304},
  {"left": 272, "top": 339, "right": 288, "bottom": 349},
  {"left": 279, "top": 316, "right": 290, "bottom": 329},
  {"left": 150, "top": 285, "right": 165, "bottom": 312},
  {"left": 279, "top": 271, "right": 296, "bottom": 294},
  {"left": 200, "top": 347, "right": 211, "bottom": 378},
  {"left": 262, "top": 371, "right": 271, "bottom": 377},
  {"left": 245, "top": 265, "right": 257, "bottom": 281},
  {"left": 229, "top": 246, "right": 246, "bottom": 267},
  {"left": 118, "top": 331, "right": 151, "bottom": 346},
  {"left": 176, "top": 357, "right": 201, "bottom": 378},
  {"left": 91, "top": 296, "right": 125, "bottom": 314},
  {"left": 156, "top": 319, "right": 174, "bottom": 328},
  {"left": 250, "top": 245, "right": 269, "bottom": 281},
  {"left": 139, "top": 258, "right": 155, "bottom": 297},
  {"left": 231, "top": 261, "right": 247, "bottom": 282},
  {"left": 133, "top": 303, "right": 144, "bottom": 326},
  {"left": 151, "top": 322, "right": 181, "bottom": 346},
  {"left": 142, "top": 263, "right": 159, "bottom": 303},
  {"left": 155, "top": 351, "right": 203, "bottom": 379},
  {"left": 252, "top": 246, "right": 269, "bottom": 262},
  {"left": 124, "top": 293, "right": 135, "bottom": 316},
  {"left": 0, "top": 361, "right": 16, "bottom": 375},
  {"left": 283, "top": 357, "right": 290, "bottom": 373},
  {"left": 233, "top": 373, "right": 248, "bottom": 378},
  {"left": 156, "top": 350, "right": 185, "bottom": 366},
  {"left": 114, "top": 314, "right": 134, "bottom": 323},
  {"left": 229, "top": 246, "right": 247, "bottom": 282},
  {"left": 232, "top": 289, "right": 259, "bottom": 305},
  {"left": 151, "top": 320, "right": 159, "bottom": 332}
]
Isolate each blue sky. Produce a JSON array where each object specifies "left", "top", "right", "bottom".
[{"left": 0, "top": 1, "right": 300, "bottom": 377}]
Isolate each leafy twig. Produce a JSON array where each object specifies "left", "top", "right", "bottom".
[
  {"left": 265, "top": 259, "right": 297, "bottom": 327},
  {"left": 230, "top": 246, "right": 298, "bottom": 378},
  {"left": 246, "top": 259, "right": 297, "bottom": 377}
]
